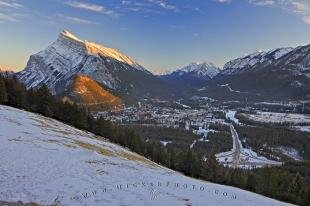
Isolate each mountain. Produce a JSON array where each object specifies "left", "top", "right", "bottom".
[
  {"left": 221, "top": 48, "right": 294, "bottom": 75},
  {"left": 69, "top": 75, "right": 124, "bottom": 110},
  {"left": 160, "top": 62, "right": 220, "bottom": 87},
  {"left": 0, "top": 105, "right": 293, "bottom": 206},
  {"left": 17, "top": 30, "right": 170, "bottom": 107},
  {"left": 0, "top": 67, "right": 15, "bottom": 77},
  {"left": 199, "top": 46, "right": 310, "bottom": 101}
]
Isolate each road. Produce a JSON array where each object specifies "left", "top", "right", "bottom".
[
  {"left": 230, "top": 124, "right": 242, "bottom": 168},
  {"left": 216, "top": 111, "right": 282, "bottom": 169},
  {"left": 215, "top": 123, "right": 242, "bottom": 168}
]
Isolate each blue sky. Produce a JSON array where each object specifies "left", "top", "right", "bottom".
[{"left": 1, "top": 0, "right": 310, "bottom": 73}]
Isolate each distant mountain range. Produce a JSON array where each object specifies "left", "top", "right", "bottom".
[
  {"left": 0, "top": 67, "right": 14, "bottom": 78},
  {"left": 159, "top": 62, "right": 220, "bottom": 87},
  {"left": 16, "top": 30, "right": 310, "bottom": 105},
  {"left": 201, "top": 46, "right": 310, "bottom": 101}
]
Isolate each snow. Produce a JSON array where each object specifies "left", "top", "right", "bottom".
[
  {"left": 60, "top": 30, "right": 142, "bottom": 69},
  {"left": 164, "top": 62, "right": 220, "bottom": 79},
  {"left": 0, "top": 105, "right": 293, "bottom": 206},
  {"left": 160, "top": 141, "right": 172, "bottom": 147},
  {"left": 278, "top": 147, "right": 302, "bottom": 161},
  {"left": 190, "top": 140, "right": 197, "bottom": 149},
  {"left": 219, "top": 84, "right": 251, "bottom": 94},
  {"left": 226, "top": 111, "right": 239, "bottom": 124},
  {"left": 244, "top": 112, "right": 310, "bottom": 125},
  {"left": 272, "top": 48, "right": 293, "bottom": 60},
  {"left": 193, "top": 127, "right": 216, "bottom": 138},
  {"left": 254, "top": 102, "right": 297, "bottom": 107},
  {"left": 18, "top": 30, "right": 149, "bottom": 94},
  {"left": 216, "top": 124, "right": 281, "bottom": 169},
  {"left": 216, "top": 112, "right": 281, "bottom": 169},
  {"left": 62, "top": 30, "right": 83, "bottom": 42},
  {"left": 293, "top": 126, "right": 310, "bottom": 133},
  {"left": 176, "top": 102, "right": 191, "bottom": 108},
  {"left": 221, "top": 47, "right": 293, "bottom": 75}
]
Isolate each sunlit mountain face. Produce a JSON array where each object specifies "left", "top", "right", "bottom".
[{"left": 1, "top": 1, "right": 310, "bottom": 206}]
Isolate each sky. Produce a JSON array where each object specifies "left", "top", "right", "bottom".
[{"left": 1, "top": 0, "right": 310, "bottom": 74}]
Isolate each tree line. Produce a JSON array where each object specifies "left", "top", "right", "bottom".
[{"left": 0, "top": 75, "right": 309, "bottom": 205}]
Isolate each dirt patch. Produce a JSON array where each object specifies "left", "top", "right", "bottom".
[{"left": 0, "top": 201, "right": 40, "bottom": 206}]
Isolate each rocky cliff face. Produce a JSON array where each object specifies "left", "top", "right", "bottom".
[{"left": 18, "top": 30, "right": 171, "bottom": 106}]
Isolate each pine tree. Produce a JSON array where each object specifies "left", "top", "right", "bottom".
[
  {"left": 0, "top": 76, "right": 7, "bottom": 103},
  {"left": 167, "top": 147, "right": 176, "bottom": 170},
  {"left": 35, "top": 85, "right": 54, "bottom": 117},
  {"left": 5, "top": 77, "right": 26, "bottom": 108},
  {"left": 288, "top": 173, "right": 303, "bottom": 194},
  {"left": 246, "top": 174, "right": 256, "bottom": 192},
  {"left": 201, "top": 153, "right": 220, "bottom": 182},
  {"left": 303, "top": 186, "right": 310, "bottom": 206}
]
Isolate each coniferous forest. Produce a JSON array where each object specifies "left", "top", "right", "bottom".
[{"left": 0, "top": 74, "right": 309, "bottom": 206}]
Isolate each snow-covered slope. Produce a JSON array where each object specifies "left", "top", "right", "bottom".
[
  {"left": 221, "top": 48, "right": 293, "bottom": 75},
  {"left": 17, "top": 30, "right": 168, "bottom": 99},
  {"left": 0, "top": 105, "right": 293, "bottom": 206},
  {"left": 160, "top": 62, "right": 220, "bottom": 87}
]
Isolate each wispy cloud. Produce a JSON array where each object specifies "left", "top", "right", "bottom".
[
  {"left": 119, "top": 0, "right": 203, "bottom": 15},
  {"left": 64, "top": 1, "right": 118, "bottom": 17},
  {"left": 193, "top": 31, "right": 207, "bottom": 37},
  {"left": 148, "top": 0, "right": 178, "bottom": 12},
  {"left": 0, "top": 1, "right": 25, "bottom": 23},
  {"left": 220, "top": 0, "right": 310, "bottom": 24},
  {"left": 54, "top": 14, "right": 98, "bottom": 25},
  {"left": 0, "top": 0, "right": 23, "bottom": 9},
  {"left": 0, "top": 12, "right": 18, "bottom": 22},
  {"left": 248, "top": 0, "right": 274, "bottom": 6},
  {"left": 118, "top": 0, "right": 163, "bottom": 15},
  {"left": 214, "top": 0, "right": 231, "bottom": 3}
]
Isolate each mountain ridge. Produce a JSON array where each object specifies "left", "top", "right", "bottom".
[
  {"left": 200, "top": 45, "right": 310, "bottom": 101},
  {"left": 160, "top": 62, "right": 220, "bottom": 87}
]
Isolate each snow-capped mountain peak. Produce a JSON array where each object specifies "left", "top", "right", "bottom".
[
  {"left": 159, "top": 62, "right": 220, "bottom": 87},
  {"left": 18, "top": 29, "right": 154, "bottom": 97},
  {"left": 56, "top": 30, "right": 142, "bottom": 69},
  {"left": 221, "top": 47, "right": 294, "bottom": 75},
  {"left": 61, "top": 29, "right": 83, "bottom": 42},
  {"left": 168, "top": 62, "right": 220, "bottom": 78}
]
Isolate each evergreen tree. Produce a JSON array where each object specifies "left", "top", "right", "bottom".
[
  {"left": 303, "top": 186, "right": 310, "bottom": 206},
  {"left": 5, "top": 77, "right": 26, "bottom": 108},
  {"left": 167, "top": 147, "right": 176, "bottom": 170},
  {"left": 201, "top": 153, "right": 220, "bottom": 182},
  {"left": 34, "top": 85, "right": 54, "bottom": 117},
  {"left": 288, "top": 173, "right": 303, "bottom": 194},
  {"left": 246, "top": 174, "right": 256, "bottom": 192},
  {"left": 0, "top": 75, "right": 7, "bottom": 103}
]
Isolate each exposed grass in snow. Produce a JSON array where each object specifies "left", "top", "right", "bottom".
[{"left": 74, "top": 140, "right": 115, "bottom": 157}]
